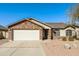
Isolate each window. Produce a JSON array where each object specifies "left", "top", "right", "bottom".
[
  {"left": 57, "top": 31, "right": 60, "bottom": 36},
  {"left": 54, "top": 30, "right": 60, "bottom": 36},
  {"left": 66, "top": 30, "right": 72, "bottom": 36}
]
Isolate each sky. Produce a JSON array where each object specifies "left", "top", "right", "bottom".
[{"left": 0, "top": 3, "right": 76, "bottom": 26}]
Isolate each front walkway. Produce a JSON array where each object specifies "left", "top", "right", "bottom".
[{"left": 0, "top": 40, "right": 45, "bottom": 56}]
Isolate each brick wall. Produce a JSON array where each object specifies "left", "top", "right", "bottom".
[{"left": 8, "top": 20, "right": 44, "bottom": 41}]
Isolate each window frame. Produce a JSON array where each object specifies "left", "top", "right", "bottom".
[{"left": 66, "top": 30, "right": 72, "bottom": 36}]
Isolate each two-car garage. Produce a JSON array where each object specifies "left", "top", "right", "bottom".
[{"left": 13, "top": 30, "right": 40, "bottom": 40}]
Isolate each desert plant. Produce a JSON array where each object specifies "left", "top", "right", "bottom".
[
  {"left": 76, "top": 38, "right": 79, "bottom": 40},
  {"left": 73, "top": 35, "right": 76, "bottom": 39},
  {"left": 68, "top": 36, "right": 74, "bottom": 41},
  {"left": 62, "top": 37, "right": 67, "bottom": 41}
]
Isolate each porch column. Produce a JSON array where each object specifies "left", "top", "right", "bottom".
[
  {"left": 48, "top": 29, "right": 52, "bottom": 39},
  {"left": 8, "top": 29, "right": 13, "bottom": 42}
]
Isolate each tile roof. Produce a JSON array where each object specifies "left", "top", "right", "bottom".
[
  {"left": 0, "top": 25, "right": 7, "bottom": 31},
  {"left": 45, "top": 23, "right": 66, "bottom": 28}
]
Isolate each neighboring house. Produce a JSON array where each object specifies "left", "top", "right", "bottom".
[
  {"left": 0, "top": 25, "right": 7, "bottom": 39},
  {"left": 8, "top": 18, "right": 79, "bottom": 41},
  {"left": 8, "top": 18, "right": 53, "bottom": 41}
]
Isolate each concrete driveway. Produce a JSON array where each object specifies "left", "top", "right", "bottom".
[{"left": 0, "top": 40, "right": 45, "bottom": 56}]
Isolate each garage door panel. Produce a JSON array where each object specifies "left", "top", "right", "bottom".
[{"left": 13, "top": 30, "right": 40, "bottom": 40}]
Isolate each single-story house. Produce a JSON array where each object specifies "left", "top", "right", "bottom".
[
  {"left": 8, "top": 18, "right": 79, "bottom": 41},
  {"left": 8, "top": 18, "right": 53, "bottom": 41},
  {"left": 0, "top": 25, "right": 7, "bottom": 39}
]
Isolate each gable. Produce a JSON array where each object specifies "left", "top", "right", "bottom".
[
  {"left": 9, "top": 20, "right": 43, "bottom": 30},
  {"left": 64, "top": 25, "right": 75, "bottom": 29},
  {"left": 8, "top": 18, "right": 51, "bottom": 29},
  {"left": 64, "top": 27, "right": 75, "bottom": 31},
  {"left": 28, "top": 18, "right": 51, "bottom": 29}
]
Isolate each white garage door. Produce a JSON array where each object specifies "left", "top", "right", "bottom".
[{"left": 13, "top": 30, "right": 40, "bottom": 40}]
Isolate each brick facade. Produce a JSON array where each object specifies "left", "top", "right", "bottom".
[
  {"left": 8, "top": 20, "right": 52, "bottom": 40},
  {"left": 48, "top": 29, "right": 53, "bottom": 39},
  {"left": 8, "top": 20, "right": 42, "bottom": 40}
]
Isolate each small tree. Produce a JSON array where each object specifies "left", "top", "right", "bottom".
[
  {"left": 68, "top": 4, "right": 79, "bottom": 26},
  {"left": 67, "top": 4, "right": 79, "bottom": 40}
]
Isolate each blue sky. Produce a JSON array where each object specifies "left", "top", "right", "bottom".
[{"left": 0, "top": 3, "right": 76, "bottom": 26}]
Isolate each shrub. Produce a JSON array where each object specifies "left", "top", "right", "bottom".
[
  {"left": 68, "top": 36, "right": 74, "bottom": 41},
  {"left": 62, "top": 37, "right": 67, "bottom": 41},
  {"left": 73, "top": 35, "right": 77, "bottom": 39},
  {"left": 76, "top": 38, "right": 79, "bottom": 40}
]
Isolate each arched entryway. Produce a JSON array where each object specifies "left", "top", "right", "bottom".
[{"left": 66, "top": 30, "right": 72, "bottom": 36}]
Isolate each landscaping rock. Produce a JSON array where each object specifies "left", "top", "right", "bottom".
[
  {"left": 72, "top": 43, "right": 77, "bottom": 48},
  {"left": 64, "top": 44, "right": 71, "bottom": 49}
]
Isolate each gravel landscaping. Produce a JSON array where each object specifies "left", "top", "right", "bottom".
[{"left": 42, "top": 39, "right": 79, "bottom": 56}]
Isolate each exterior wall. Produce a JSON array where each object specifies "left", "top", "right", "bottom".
[
  {"left": 60, "top": 27, "right": 79, "bottom": 39},
  {"left": 75, "top": 28, "right": 79, "bottom": 38},
  {"left": 30, "top": 20, "right": 51, "bottom": 29},
  {"left": 0, "top": 30, "right": 6, "bottom": 39},
  {"left": 10, "top": 21, "right": 43, "bottom": 30},
  {"left": 60, "top": 30, "right": 66, "bottom": 37},
  {"left": 3, "top": 31, "right": 6, "bottom": 38},
  {"left": 6, "top": 32, "right": 8, "bottom": 39},
  {"left": 48, "top": 29, "right": 52, "bottom": 39},
  {"left": 8, "top": 20, "right": 46, "bottom": 40},
  {"left": 60, "top": 27, "right": 75, "bottom": 37}
]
